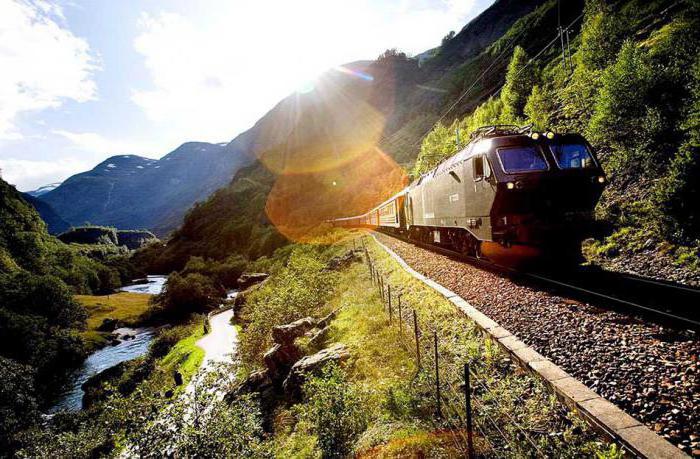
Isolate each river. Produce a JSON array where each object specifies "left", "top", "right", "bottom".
[{"left": 48, "top": 276, "right": 168, "bottom": 413}]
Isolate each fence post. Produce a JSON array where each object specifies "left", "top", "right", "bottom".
[
  {"left": 464, "top": 362, "right": 475, "bottom": 459},
  {"left": 388, "top": 285, "right": 392, "bottom": 322},
  {"left": 413, "top": 309, "right": 421, "bottom": 368},
  {"left": 398, "top": 294, "right": 403, "bottom": 334},
  {"left": 380, "top": 277, "right": 385, "bottom": 303},
  {"left": 434, "top": 331, "right": 442, "bottom": 419}
]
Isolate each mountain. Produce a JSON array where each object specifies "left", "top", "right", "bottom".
[
  {"left": 20, "top": 193, "right": 70, "bottom": 235},
  {"left": 39, "top": 141, "right": 253, "bottom": 237},
  {"left": 26, "top": 182, "right": 61, "bottom": 197}
]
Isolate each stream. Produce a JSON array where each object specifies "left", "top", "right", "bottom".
[{"left": 48, "top": 276, "right": 168, "bottom": 413}]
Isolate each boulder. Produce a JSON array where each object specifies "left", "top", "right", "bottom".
[
  {"left": 307, "top": 326, "right": 330, "bottom": 351},
  {"left": 272, "top": 317, "right": 317, "bottom": 345},
  {"left": 237, "top": 272, "right": 269, "bottom": 289},
  {"left": 263, "top": 343, "right": 303, "bottom": 383},
  {"left": 233, "top": 369, "right": 274, "bottom": 396},
  {"left": 325, "top": 251, "right": 360, "bottom": 271},
  {"left": 283, "top": 343, "right": 350, "bottom": 400},
  {"left": 97, "top": 317, "right": 119, "bottom": 332},
  {"left": 317, "top": 309, "right": 339, "bottom": 328}
]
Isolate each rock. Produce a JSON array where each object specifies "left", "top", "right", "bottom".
[
  {"left": 233, "top": 369, "right": 274, "bottom": 396},
  {"left": 97, "top": 317, "right": 119, "bottom": 332},
  {"left": 263, "top": 343, "right": 303, "bottom": 383},
  {"left": 307, "top": 326, "right": 330, "bottom": 350},
  {"left": 317, "top": 309, "right": 339, "bottom": 328},
  {"left": 237, "top": 272, "right": 269, "bottom": 289},
  {"left": 325, "top": 251, "right": 360, "bottom": 271},
  {"left": 272, "top": 317, "right": 317, "bottom": 345},
  {"left": 283, "top": 343, "right": 350, "bottom": 400}
]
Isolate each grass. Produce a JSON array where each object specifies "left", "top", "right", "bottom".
[
  {"left": 76, "top": 292, "right": 154, "bottom": 351},
  {"left": 160, "top": 324, "right": 206, "bottom": 384}
]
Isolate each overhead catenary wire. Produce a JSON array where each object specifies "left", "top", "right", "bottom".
[{"left": 411, "top": 17, "right": 536, "bottom": 148}]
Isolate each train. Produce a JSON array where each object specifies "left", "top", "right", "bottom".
[{"left": 332, "top": 125, "right": 607, "bottom": 266}]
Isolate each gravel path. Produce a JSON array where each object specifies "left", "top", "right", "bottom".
[{"left": 376, "top": 233, "right": 700, "bottom": 456}]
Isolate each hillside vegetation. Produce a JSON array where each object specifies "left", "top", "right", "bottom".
[{"left": 0, "top": 177, "right": 140, "bottom": 452}]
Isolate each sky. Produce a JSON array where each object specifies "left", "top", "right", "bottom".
[{"left": 0, "top": 0, "right": 491, "bottom": 191}]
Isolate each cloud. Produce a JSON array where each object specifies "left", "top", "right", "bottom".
[
  {"left": 52, "top": 129, "right": 159, "bottom": 156},
  {"left": 0, "top": 0, "right": 99, "bottom": 139},
  {"left": 130, "top": 0, "right": 477, "bottom": 144},
  {"left": 0, "top": 157, "right": 93, "bottom": 191}
]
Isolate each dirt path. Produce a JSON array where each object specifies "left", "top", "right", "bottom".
[{"left": 196, "top": 308, "right": 238, "bottom": 368}]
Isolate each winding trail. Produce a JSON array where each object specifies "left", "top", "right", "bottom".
[{"left": 196, "top": 308, "right": 238, "bottom": 368}]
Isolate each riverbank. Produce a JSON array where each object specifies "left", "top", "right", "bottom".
[{"left": 77, "top": 292, "right": 154, "bottom": 351}]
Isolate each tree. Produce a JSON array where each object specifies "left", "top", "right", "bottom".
[
  {"left": 441, "top": 30, "right": 456, "bottom": 47},
  {"left": 154, "top": 272, "right": 222, "bottom": 317},
  {"left": 587, "top": 41, "right": 656, "bottom": 172},
  {"left": 578, "top": 0, "right": 626, "bottom": 71},
  {"left": 655, "top": 56, "right": 700, "bottom": 242},
  {"left": 501, "top": 46, "right": 536, "bottom": 122},
  {"left": 525, "top": 85, "right": 556, "bottom": 130}
]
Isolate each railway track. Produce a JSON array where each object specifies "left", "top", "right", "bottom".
[{"left": 376, "top": 230, "right": 700, "bottom": 330}]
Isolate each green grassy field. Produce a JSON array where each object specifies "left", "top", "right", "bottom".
[{"left": 76, "top": 292, "right": 153, "bottom": 351}]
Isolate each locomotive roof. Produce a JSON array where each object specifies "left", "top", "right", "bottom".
[{"left": 413, "top": 132, "right": 589, "bottom": 186}]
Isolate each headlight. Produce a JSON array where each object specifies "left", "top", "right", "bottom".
[
  {"left": 546, "top": 131, "right": 555, "bottom": 139},
  {"left": 597, "top": 176, "right": 605, "bottom": 184},
  {"left": 530, "top": 132, "right": 540, "bottom": 140},
  {"left": 506, "top": 182, "right": 515, "bottom": 190}
]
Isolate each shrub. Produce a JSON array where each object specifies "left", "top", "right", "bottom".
[
  {"left": 154, "top": 272, "right": 223, "bottom": 317},
  {"left": 300, "top": 364, "right": 368, "bottom": 459},
  {"left": 0, "top": 357, "right": 38, "bottom": 452}
]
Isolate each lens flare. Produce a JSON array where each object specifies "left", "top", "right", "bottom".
[
  {"left": 265, "top": 146, "right": 407, "bottom": 242},
  {"left": 333, "top": 65, "right": 374, "bottom": 81}
]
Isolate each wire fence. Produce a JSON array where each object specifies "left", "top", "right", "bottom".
[{"left": 358, "top": 236, "right": 577, "bottom": 458}]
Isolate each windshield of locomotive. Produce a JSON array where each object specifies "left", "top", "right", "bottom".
[
  {"left": 497, "top": 146, "right": 548, "bottom": 173},
  {"left": 550, "top": 143, "right": 596, "bottom": 169}
]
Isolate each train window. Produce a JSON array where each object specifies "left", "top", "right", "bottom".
[
  {"left": 497, "top": 147, "right": 548, "bottom": 173},
  {"left": 473, "top": 156, "right": 484, "bottom": 180},
  {"left": 550, "top": 143, "right": 596, "bottom": 169}
]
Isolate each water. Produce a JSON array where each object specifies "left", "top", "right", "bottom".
[
  {"left": 49, "top": 277, "right": 167, "bottom": 412},
  {"left": 49, "top": 327, "right": 156, "bottom": 412},
  {"left": 119, "top": 275, "right": 167, "bottom": 295}
]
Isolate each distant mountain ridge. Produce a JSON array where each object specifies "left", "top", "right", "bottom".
[
  {"left": 39, "top": 141, "right": 253, "bottom": 236},
  {"left": 26, "top": 182, "right": 61, "bottom": 197}
]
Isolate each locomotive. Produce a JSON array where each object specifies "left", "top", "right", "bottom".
[{"left": 333, "top": 125, "right": 606, "bottom": 266}]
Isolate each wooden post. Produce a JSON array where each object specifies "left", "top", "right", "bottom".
[
  {"left": 398, "top": 294, "right": 403, "bottom": 334},
  {"left": 413, "top": 309, "right": 421, "bottom": 368},
  {"left": 388, "top": 284, "right": 392, "bottom": 322},
  {"left": 464, "top": 362, "right": 475, "bottom": 459},
  {"left": 434, "top": 331, "right": 442, "bottom": 418}
]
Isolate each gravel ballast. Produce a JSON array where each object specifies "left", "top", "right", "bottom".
[{"left": 375, "top": 233, "right": 699, "bottom": 456}]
